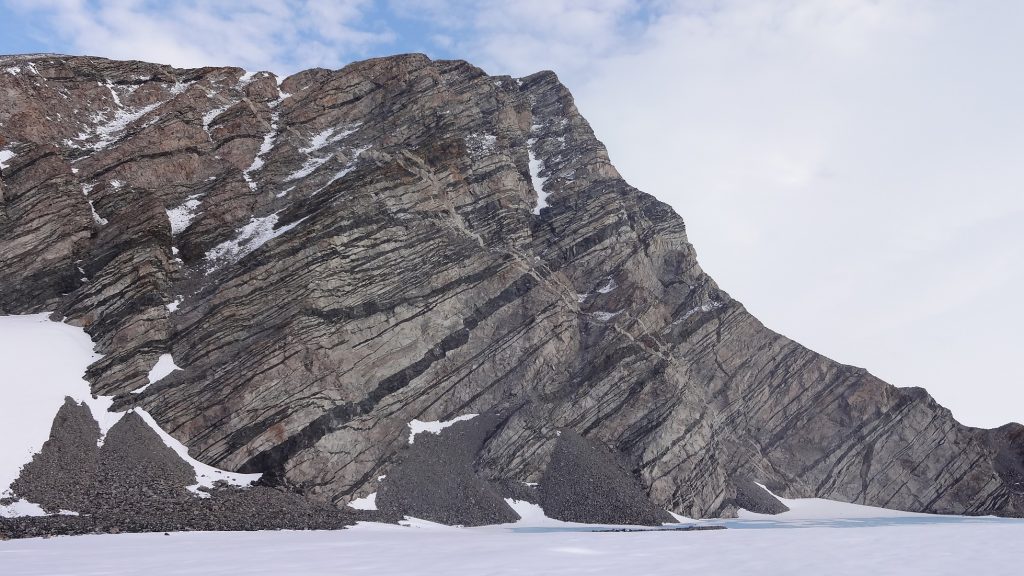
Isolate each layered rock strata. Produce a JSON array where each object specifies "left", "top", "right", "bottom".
[{"left": 1, "top": 52, "right": 1021, "bottom": 530}]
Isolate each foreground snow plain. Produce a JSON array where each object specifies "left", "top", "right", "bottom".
[{"left": 3, "top": 506, "right": 1023, "bottom": 575}]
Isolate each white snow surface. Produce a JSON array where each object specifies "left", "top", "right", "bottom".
[
  {"left": 284, "top": 125, "right": 359, "bottom": 182},
  {"left": 2, "top": 509, "right": 1022, "bottom": 575},
  {"left": 202, "top": 104, "right": 230, "bottom": 132},
  {"left": 465, "top": 132, "right": 497, "bottom": 157},
  {"left": 407, "top": 414, "right": 478, "bottom": 444},
  {"left": 0, "top": 149, "right": 15, "bottom": 170},
  {"left": 308, "top": 145, "right": 371, "bottom": 195},
  {"left": 672, "top": 301, "right": 725, "bottom": 325},
  {"left": 138, "top": 353, "right": 182, "bottom": 392},
  {"left": 0, "top": 313, "right": 260, "bottom": 511},
  {"left": 526, "top": 138, "right": 549, "bottom": 215},
  {"left": 347, "top": 492, "right": 377, "bottom": 511},
  {"left": 0, "top": 499, "right": 46, "bottom": 518},
  {"left": 242, "top": 89, "right": 289, "bottom": 189},
  {"left": 76, "top": 102, "right": 161, "bottom": 151},
  {"left": 166, "top": 195, "right": 202, "bottom": 235},
  {"left": 205, "top": 213, "right": 307, "bottom": 269},
  {"left": 81, "top": 183, "right": 108, "bottom": 226}
]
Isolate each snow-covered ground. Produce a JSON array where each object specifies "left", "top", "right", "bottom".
[{"left": 2, "top": 504, "right": 1022, "bottom": 575}]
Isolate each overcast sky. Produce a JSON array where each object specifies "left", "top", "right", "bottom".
[{"left": 2, "top": 0, "right": 1021, "bottom": 428}]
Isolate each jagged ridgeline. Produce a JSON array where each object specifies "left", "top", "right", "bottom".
[{"left": 1, "top": 53, "right": 1022, "bottom": 531}]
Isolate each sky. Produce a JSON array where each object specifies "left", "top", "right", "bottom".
[{"left": 1, "top": 0, "right": 1021, "bottom": 428}]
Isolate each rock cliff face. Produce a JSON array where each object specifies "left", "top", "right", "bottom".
[{"left": 2, "top": 52, "right": 1022, "bottom": 525}]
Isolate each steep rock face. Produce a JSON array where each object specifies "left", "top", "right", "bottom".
[{"left": 1, "top": 52, "right": 1021, "bottom": 521}]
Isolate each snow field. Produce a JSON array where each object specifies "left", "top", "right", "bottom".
[{"left": 1, "top": 514, "right": 1022, "bottom": 576}]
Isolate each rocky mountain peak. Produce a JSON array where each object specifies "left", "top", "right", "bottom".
[{"left": 1, "top": 53, "right": 1021, "bottom": 534}]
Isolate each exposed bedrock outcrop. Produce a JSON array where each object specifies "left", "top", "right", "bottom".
[
  {"left": 1, "top": 52, "right": 1021, "bottom": 524},
  {"left": 1, "top": 399, "right": 355, "bottom": 538}
]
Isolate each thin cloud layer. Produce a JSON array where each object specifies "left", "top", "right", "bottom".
[
  {"left": 4, "top": 0, "right": 393, "bottom": 72},
  {"left": 1, "top": 0, "right": 1021, "bottom": 427}
]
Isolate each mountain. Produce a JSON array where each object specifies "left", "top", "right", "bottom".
[{"left": 1, "top": 53, "right": 1021, "bottom": 535}]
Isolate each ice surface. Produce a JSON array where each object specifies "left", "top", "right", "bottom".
[
  {"left": 407, "top": 414, "right": 478, "bottom": 444},
  {"left": 1, "top": 512, "right": 1021, "bottom": 575}
]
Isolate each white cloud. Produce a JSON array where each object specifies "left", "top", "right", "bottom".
[
  {"left": 392, "top": 0, "right": 649, "bottom": 77},
  {"left": 4, "top": 0, "right": 392, "bottom": 73}
]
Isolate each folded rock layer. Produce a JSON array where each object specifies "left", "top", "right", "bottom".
[{"left": 1, "top": 52, "right": 1021, "bottom": 522}]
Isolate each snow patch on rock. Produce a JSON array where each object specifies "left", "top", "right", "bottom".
[
  {"left": 133, "top": 353, "right": 181, "bottom": 394},
  {"left": 76, "top": 102, "right": 161, "bottom": 151},
  {"left": 166, "top": 195, "right": 202, "bottom": 235},
  {"left": 0, "top": 149, "right": 16, "bottom": 170},
  {"left": 205, "top": 213, "right": 307, "bottom": 269},
  {"left": 202, "top": 104, "right": 231, "bottom": 132},
  {"left": 407, "top": 414, "right": 479, "bottom": 444},
  {"left": 242, "top": 89, "right": 290, "bottom": 190},
  {"left": 134, "top": 409, "right": 262, "bottom": 494},
  {"left": 739, "top": 483, "right": 931, "bottom": 521},
  {"left": 348, "top": 492, "right": 378, "bottom": 511},
  {"left": 526, "top": 135, "right": 549, "bottom": 215},
  {"left": 81, "top": 183, "right": 108, "bottom": 226},
  {"left": 309, "top": 145, "right": 370, "bottom": 195}
]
